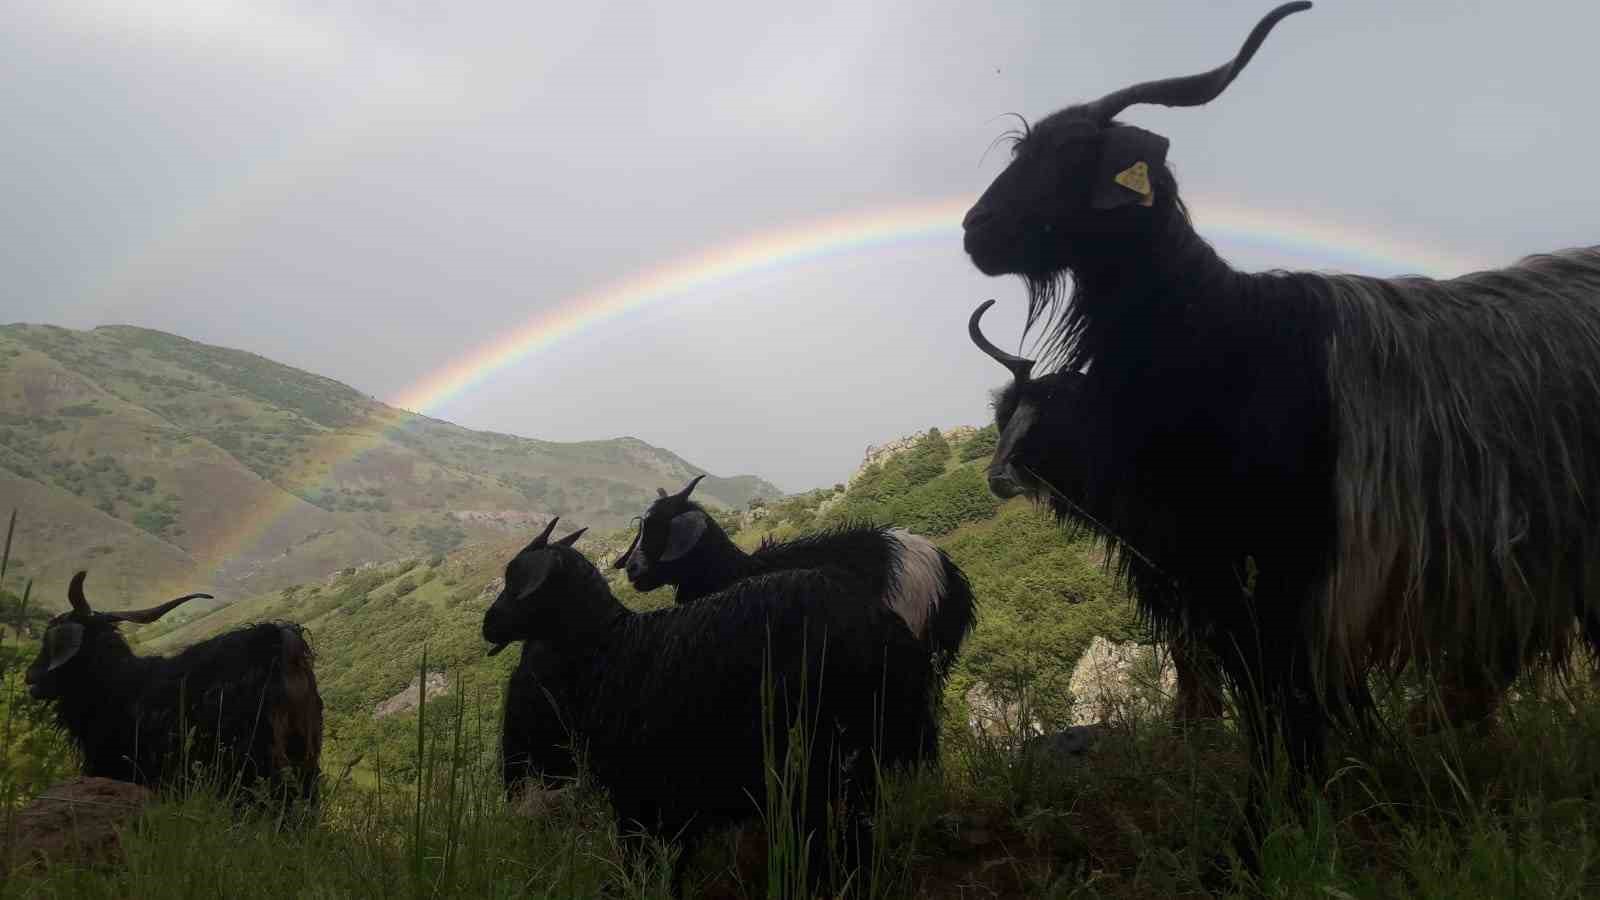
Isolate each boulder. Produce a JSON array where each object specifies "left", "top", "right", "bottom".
[{"left": 1066, "top": 636, "right": 1178, "bottom": 726}]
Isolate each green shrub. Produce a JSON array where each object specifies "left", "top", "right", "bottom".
[{"left": 958, "top": 424, "right": 999, "bottom": 462}]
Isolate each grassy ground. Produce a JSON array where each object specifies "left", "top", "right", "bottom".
[{"left": 3, "top": 654, "right": 1597, "bottom": 898}]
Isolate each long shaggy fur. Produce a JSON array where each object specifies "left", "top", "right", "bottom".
[
  {"left": 1320, "top": 252, "right": 1600, "bottom": 684},
  {"left": 484, "top": 539, "right": 934, "bottom": 888},
  {"left": 31, "top": 620, "right": 323, "bottom": 805},
  {"left": 1004, "top": 160, "right": 1600, "bottom": 747}
]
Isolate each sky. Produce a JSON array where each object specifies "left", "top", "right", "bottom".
[{"left": 3, "top": 0, "right": 1598, "bottom": 492}]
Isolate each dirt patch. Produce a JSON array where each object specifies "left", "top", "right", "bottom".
[{"left": 2, "top": 777, "right": 154, "bottom": 874}]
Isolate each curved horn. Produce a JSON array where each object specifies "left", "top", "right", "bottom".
[
  {"left": 525, "top": 516, "right": 560, "bottom": 552},
  {"left": 656, "top": 487, "right": 668, "bottom": 499},
  {"left": 67, "top": 571, "right": 92, "bottom": 616},
  {"left": 555, "top": 527, "right": 588, "bottom": 547},
  {"left": 1081, "top": 2, "right": 1310, "bottom": 124},
  {"left": 612, "top": 521, "right": 642, "bottom": 569},
  {"left": 105, "top": 591, "right": 213, "bottom": 625},
  {"left": 675, "top": 474, "right": 706, "bottom": 501},
  {"left": 969, "top": 300, "right": 1035, "bottom": 382}
]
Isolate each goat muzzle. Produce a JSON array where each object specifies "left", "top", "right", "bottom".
[{"left": 987, "top": 467, "right": 1025, "bottom": 500}]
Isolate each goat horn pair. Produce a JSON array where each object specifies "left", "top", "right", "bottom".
[
  {"left": 524, "top": 517, "right": 586, "bottom": 553},
  {"left": 1081, "top": 2, "right": 1310, "bottom": 124},
  {"left": 68, "top": 570, "right": 212, "bottom": 624},
  {"left": 524, "top": 517, "right": 561, "bottom": 553},
  {"left": 969, "top": 300, "right": 1035, "bottom": 382}
]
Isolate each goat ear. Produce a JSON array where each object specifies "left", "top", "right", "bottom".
[
  {"left": 514, "top": 554, "right": 555, "bottom": 601},
  {"left": 1091, "top": 125, "right": 1169, "bottom": 210},
  {"left": 659, "top": 511, "right": 709, "bottom": 563},
  {"left": 555, "top": 527, "right": 587, "bottom": 547},
  {"left": 44, "top": 622, "right": 85, "bottom": 672}
]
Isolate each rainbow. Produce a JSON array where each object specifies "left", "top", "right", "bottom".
[
  {"left": 390, "top": 197, "right": 966, "bottom": 413},
  {"left": 390, "top": 194, "right": 1491, "bottom": 415},
  {"left": 201, "top": 194, "right": 1492, "bottom": 588}
]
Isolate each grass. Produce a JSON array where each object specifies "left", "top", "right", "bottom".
[{"left": 3, "top": 634, "right": 1597, "bottom": 896}]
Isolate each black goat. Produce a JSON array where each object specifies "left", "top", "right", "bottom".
[
  {"left": 24, "top": 572, "right": 323, "bottom": 807},
  {"left": 971, "top": 303, "right": 1505, "bottom": 731},
  {"left": 614, "top": 475, "right": 976, "bottom": 760},
  {"left": 483, "top": 522, "right": 933, "bottom": 893},
  {"left": 487, "top": 518, "right": 584, "bottom": 796},
  {"left": 968, "top": 311, "right": 1226, "bottom": 724},
  {"left": 962, "top": 0, "right": 1599, "bottom": 822}
]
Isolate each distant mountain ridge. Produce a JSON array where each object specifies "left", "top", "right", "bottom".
[{"left": 0, "top": 323, "right": 780, "bottom": 608}]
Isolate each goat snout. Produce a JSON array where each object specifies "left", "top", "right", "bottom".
[
  {"left": 482, "top": 607, "right": 508, "bottom": 642},
  {"left": 962, "top": 205, "right": 993, "bottom": 233},
  {"left": 987, "top": 466, "right": 1024, "bottom": 500}
]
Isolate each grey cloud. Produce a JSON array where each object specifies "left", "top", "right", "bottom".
[{"left": 4, "top": 0, "right": 1597, "bottom": 490}]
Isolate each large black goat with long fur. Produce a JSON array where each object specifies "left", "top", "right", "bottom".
[
  {"left": 962, "top": 0, "right": 1600, "bottom": 806},
  {"left": 613, "top": 475, "right": 975, "bottom": 752},
  {"left": 483, "top": 522, "right": 933, "bottom": 892},
  {"left": 24, "top": 572, "right": 323, "bottom": 806},
  {"left": 970, "top": 305, "right": 1507, "bottom": 731}
]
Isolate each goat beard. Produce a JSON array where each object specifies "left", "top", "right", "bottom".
[{"left": 1022, "top": 269, "right": 1076, "bottom": 368}]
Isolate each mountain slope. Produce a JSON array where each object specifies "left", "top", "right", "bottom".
[
  {"left": 139, "top": 426, "right": 1141, "bottom": 786},
  {"left": 0, "top": 323, "right": 779, "bottom": 607}
]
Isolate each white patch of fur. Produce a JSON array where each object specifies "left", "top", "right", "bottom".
[{"left": 885, "top": 530, "right": 946, "bottom": 638}]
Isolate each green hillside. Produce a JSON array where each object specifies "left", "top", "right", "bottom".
[
  {"left": 129, "top": 426, "right": 1142, "bottom": 792},
  {"left": 5, "top": 425, "right": 1599, "bottom": 897},
  {"left": 0, "top": 324, "right": 779, "bottom": 610}
]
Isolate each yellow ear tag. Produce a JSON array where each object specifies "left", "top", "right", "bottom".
[{"left": 1113, "top": 161, "right": 1154, "bottom": 206}]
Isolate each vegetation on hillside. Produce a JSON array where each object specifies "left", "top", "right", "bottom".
[
  {"left": 3, "top": 427, "right": 1599, "bottom": 896},
  {"left": 0, "top": 323, "right": 780, "bottom": 607}
]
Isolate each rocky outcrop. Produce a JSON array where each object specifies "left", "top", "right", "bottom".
[
  {"left": 1066, "top": 636, "right": 1179, "bottom": 726},
  {"left": 373, "top": 671, "right": 453, "bottom": 718},
  {"left": 852, "top": 426, "right": 979, "bottom": 486}
]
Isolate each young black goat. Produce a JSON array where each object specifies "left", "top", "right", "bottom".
[
  {"left": 614, "top": 475, "right": 975, "bottom": 742},
  {"left": 968, "top": 308, "right": 1226, "bottom": 724},
  {"left": 25, "top": 572, "right": 323, "bottom": 807},
  {"left": 487, "top": 518, "right": 584, "bottom": 796},
  {"left": 484, "top": 522, "right": 933, "bottom": 893},
  {"left": 962, "top": 0, "right": 1600, "bottom": 834}
]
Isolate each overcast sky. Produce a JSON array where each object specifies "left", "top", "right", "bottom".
[{"left": 4, "top": 1, "right": 1598, "bottom": 491}]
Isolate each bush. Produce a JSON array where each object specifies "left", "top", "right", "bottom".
[{"left": 959, "top": 424, "right": 999, "bottom": 462}]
